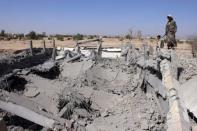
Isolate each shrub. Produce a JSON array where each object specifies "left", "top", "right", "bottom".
[
  {"left": 56, "top": 35, "right": 64, "bottom": 41},
  {"left": 88, "top": 35, "right": 95, "bottom": 39},
  {"left": 26, "top": 31, "right": 37, "bottom": 40},
  {"left": 125, "top": 34, "right": 131, "bottom": 39}
]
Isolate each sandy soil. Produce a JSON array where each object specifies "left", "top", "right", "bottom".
[
  {"left": 0, "top": 38, "right": 192, "bottom": 50},
  {"left": 0, "top": 38, "right": 193, "bottom": 60}
]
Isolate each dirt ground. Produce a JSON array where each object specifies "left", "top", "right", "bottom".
[{"left": 0, "top": 38, "right": 192, "bottom": 50}]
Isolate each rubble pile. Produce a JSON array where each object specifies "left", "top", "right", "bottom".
[
  {"left": 0, "top": 48, "right": 52, "bottom": 77},
  {"left": 0, "top": 42, "right": 196, "bottom": 131},
  {"left": 178, "top": 58, "right": 197, "bottom": 83}
]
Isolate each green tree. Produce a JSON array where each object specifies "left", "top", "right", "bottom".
[
  {"left": 73, "top": 33, "right": 83, "bottom": 41},
  {"left": 125, "top": 34, "right": 131, "bottom": 39},
  {"left": 26, "top": 31, "right": 37, "bottom": 40},
  {"left": 88, "top": 35, "right": 95, "bottom": 39},
  {"left": 56, "top": 35, "right": 64, "bottom": 41}
]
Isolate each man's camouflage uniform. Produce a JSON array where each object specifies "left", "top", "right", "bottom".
[{"left": 165, "top": 19, "right": 177, "bottom": 48}]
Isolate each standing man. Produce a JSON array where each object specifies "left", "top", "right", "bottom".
[
  {"left": 165, "top": 14, "right": 177, "bottom": 49},
  {"left": 156, "top": 35, "right": 164, "bottom": 49},
  {"left": 154, "top": 35, "right": 164, "bottom": 59}
]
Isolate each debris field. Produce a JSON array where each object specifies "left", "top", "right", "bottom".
[{"left": 0, "top": 40, "right": 197, "bottom": 131}]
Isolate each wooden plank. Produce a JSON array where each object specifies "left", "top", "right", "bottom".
[{"left": 78, "top": 38, "right": 100, "bottom": 45}]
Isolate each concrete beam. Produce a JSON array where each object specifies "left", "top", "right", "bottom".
[
  {"left": 0, "top": 100, "right": 56, "bottom": 129},
  {"left": 0, "top": 90, "right": 70, "bottom": 130},
  {"left": 160, "top": 59, "right": 190, "bottom": 131},
  {"left": 77, "top": 38, "right": 101, "bottom": 45}
]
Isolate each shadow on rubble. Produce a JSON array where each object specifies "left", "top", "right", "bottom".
[
  {"left": 31, "top": 64, "right": 60, "bottom": 79},
  {"left": 1, "top": 75, "right": 27, "bottom": 93},
  {"left": 188, "top": 110, "right": 197, "bottom": 124},
  {"left": 177, "top": 67, "right": 184, "bottom": 81},
  {"left": 0, "top": 48, "right": 53, "bottom": 78},
  {"left": 3, "top": 114, "right": 42, "bottom": 131},
  {"left": 57, "top": 92, "right": 100, "bottom": 120}
]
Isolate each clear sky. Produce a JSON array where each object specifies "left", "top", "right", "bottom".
[{"left": 0, "top": 0, "right": 197, "bottom": 38}]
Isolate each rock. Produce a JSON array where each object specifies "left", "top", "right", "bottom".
[
  {"left": 101, "top": 110, "right": 111, "bottom": 117},
  {"left": 77, "top": 126, "right": 86, "bottom": 131},
  {"left": 140, "top": 119, "right": 149, "bottom": 130},
  {"left": 73, "top": 108, "right": 91, "bottom": 118},
  {"left": 149, "top": 108, "right": 155, "bottom": 114},
  {"left": 77, "top": 120, "right": 87, "bottom": 126},
  {"left": 24, "top": 87, "right": 40, "bottom": 98}
]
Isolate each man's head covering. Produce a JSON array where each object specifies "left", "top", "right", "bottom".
[{"left": 167, "top": 14, "right": 173, "bottom": 18}]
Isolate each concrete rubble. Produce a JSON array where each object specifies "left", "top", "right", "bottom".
[{"left": 0, "top": 42, "right": 197, "bottom": 131}]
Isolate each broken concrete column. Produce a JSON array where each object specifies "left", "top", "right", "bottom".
[
  {"left": 121, "top": 44, "right": 139, "bottom": 66},
  {"left": 0, "top": 100, "right": 57, "bottom": 129},
  {"left": 42, "top": 40, "right": 46, "bottom": 53},
  {"left": 142, "top": 43, "right": 149, "bottom": 60},
  {"left": 121, "top": 45, "right": 129, "bottom": 61},
  {"left": 29, "top": 40, "right": 33, "bottom": 56},
  {"left": 97, "top": 39, "right": 102, "bottom": 58},
  {"left": 160, "top": 59, "right": 190, "bottom": 131},
  {"left": 52, "top": 39, "right": 56, "bottom": 61},
  {"left": 74, "top": 42, "right": 81, "bottom": 54},
  {"left": 170, "top": 50, "right": 178, "bottom": 80},
  {"left": 89, "top": 50, "right": 97, "bottom": 61}
]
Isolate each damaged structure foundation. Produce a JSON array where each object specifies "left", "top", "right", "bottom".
[{"left": 0, "top": 40, "right": 197, "bottom": 131}]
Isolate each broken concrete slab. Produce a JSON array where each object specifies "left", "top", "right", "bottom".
[
  {"left": 32, "top": 60, "right": 56, "bottom": 72},
  {"left": 80, "top": 88, "right": 123, "bottom": 113},
  {"left": 0, "top": 100, "right": 57, "bottom": 129},
  {"left": 180, "top": 76, "right": 197, "bottom": 118},
  {"left": 0, "top": 90, "right": 69, "bottom": 130},
  {"left": 24, "top": 86, "right": 40, "bottom": 98},
  {"left": 146, "top": 73, "right": 167, "bottom": 98},
  {"left": 60, "top": 60, "right": 94, "bottom": 80}
]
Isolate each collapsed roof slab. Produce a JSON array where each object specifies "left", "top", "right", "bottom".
[
  {"left": 180, "top": 76, "right": 197, "bottom": 119},
  {"left": 0, "top": 90, "right": 70, "bottom": 130}
]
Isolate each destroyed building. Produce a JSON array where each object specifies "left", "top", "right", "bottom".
[{"left": 0, "top": 39, "right": 197, "bottom": 131}]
